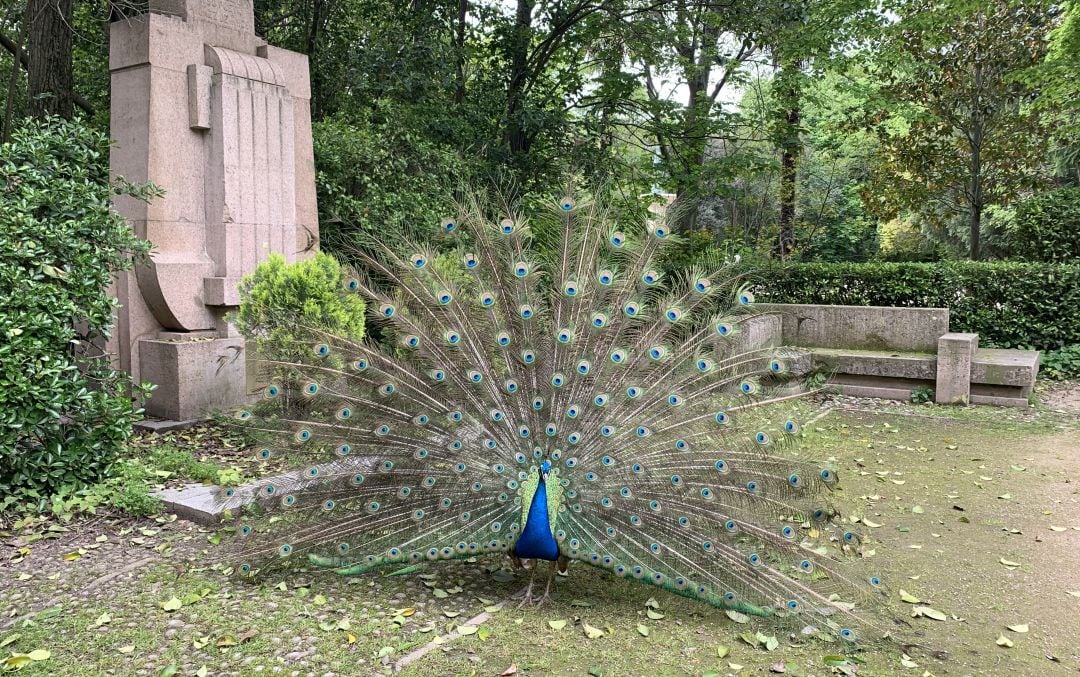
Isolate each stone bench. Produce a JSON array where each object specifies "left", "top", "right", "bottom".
[{"left": 755, "top": 304, "right": 1040, "bottom": 407}]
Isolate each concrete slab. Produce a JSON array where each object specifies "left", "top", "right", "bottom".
[
  {"left": 152, "top": 482, "right": 258, "bottom": 524},
  {"left": 810, "top": 347, "right": 937, "bottom": 380},
  {"left": 763, "top": 303, "right": 949, "bottom": 352},
  {"left": 134, "top": 418, "right": 203, "bottom": 433},
  {"left": 972, "top": 348, "right": 1041, "bottom": 389}
]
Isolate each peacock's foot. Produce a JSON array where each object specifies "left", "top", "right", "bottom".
[{"left": 512, "top": 583, "right": 535, "bottom": 607}]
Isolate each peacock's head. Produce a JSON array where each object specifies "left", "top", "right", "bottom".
[{"left": 540, "top": 460, "right": 551, "bottom": 480}]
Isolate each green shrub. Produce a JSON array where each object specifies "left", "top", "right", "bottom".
[
  {"left": 746, "top": 261, "right": 1080, "bottom": 351},
  {"left": 0, "top": 117, "right": 158, "bottom": 506},
  {"left": 233, "top": 251, "right": 366, "bottom": 359},
  {"left": 1010, "top": 188, "right": 1080, "bottom": 262},
  {"left": 1041, "top": 344, "right": 1080, "bottom": 380}
]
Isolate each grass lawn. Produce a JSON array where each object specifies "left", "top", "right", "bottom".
[{"left": 1, "top": 397, "right": 1078, "bottom": 676}]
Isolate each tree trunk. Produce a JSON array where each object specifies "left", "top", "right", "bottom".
[
  {"left": 2, "top": 3, "right": 30, "bottom": 141},
  {"left": 776, "top": 105, "right": 800, "bottom": 259},
  {"left": 504, "top": 0, "right": 534, "bottom": 157},
  {"left": 774, "top": 56, "right": 802, "bottom": 260},
  {"left": 26, "top": 0, "right": 74, "bottom": 119}
]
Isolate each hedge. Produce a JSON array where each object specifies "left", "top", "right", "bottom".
[{"left": 745, "top": 262, "right": 1080, "bottom": 351}]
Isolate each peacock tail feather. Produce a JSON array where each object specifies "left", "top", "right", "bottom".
[{"left": 223, "top": 190, "right": 885, "bottom": 639}]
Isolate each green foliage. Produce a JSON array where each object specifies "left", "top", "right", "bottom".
[
  {"left": 911, "top": 385, "right": 935, "bottom": 404},
  {"left": 233, "top": 251, "right": 366, "bottom": 359},
  {"left": 749, "top": 261, "right": 1080, "bottom": 350},
  {"left": 313, "top": 113, "right": 474, "bottom": 247},
  {"left": 1040, "top": 344, "right": 1080, "bottom": 379},
  {"left": 1010, "top": 188, "right": 1080, "bottom": 262},
  {"left": 866, "top": 0, "right": 1053, "bottom": 259},
  {"left": 0, "top": 116, "right": 157, "bottom": 504}
]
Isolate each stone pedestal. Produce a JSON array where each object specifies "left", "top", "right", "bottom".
[
  {"left": 935, "top": 333, "right": 978, "bottom": 405},
  {"left": 108, "top": 0, "right": 317, "bottom": 419}
]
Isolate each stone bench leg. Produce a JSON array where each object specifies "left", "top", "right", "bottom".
[{"left": 936, "top": 333, "right": 978, "bottom": 405}]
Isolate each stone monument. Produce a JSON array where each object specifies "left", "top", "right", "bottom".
[{"left": 108, "top": 0, "right": 318, "bottom": 421}]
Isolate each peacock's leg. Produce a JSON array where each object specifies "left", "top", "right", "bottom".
[
  {"left": 513, "top": 566, "right": 538, "bottom": 607},
  {"left": 535, "top": 561, "right": 558, "bottom": 605}
]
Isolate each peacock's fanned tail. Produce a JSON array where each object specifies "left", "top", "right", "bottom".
[{"left": 224, "top": 192, "right": 885, "bottom": 639}]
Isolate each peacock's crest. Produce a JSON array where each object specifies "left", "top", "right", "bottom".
[{"left": 225, "top": 191, "right": 884, "bottom": 639}]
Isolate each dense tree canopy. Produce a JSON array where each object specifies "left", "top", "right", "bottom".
[{"left": 0, "top": 0, "right": 1075, "bottom": 262}]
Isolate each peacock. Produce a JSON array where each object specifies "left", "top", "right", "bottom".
[{"left": 224, "top": 190, "right": 885, "bottom": 640}]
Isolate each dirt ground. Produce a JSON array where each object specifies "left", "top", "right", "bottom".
[{"left": 1, "top": 396, "right": 1078, "bottom": 676}]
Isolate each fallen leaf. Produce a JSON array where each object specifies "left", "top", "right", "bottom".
[
  {"left": 899, "top": 589, "right": 921, "bottom": 604},
  {"left": 500, "top": 665, "right": 519, "bottom": 676},
  {"left": 1000, "top": 558, "right": 1021, "bottom": 568},
  {"left": 636, "top": 624, "right": 649, "bottom": 637},
  {"left": 457, "top": 625, "right": 478, "bottom": 636},
  {"left": 912, "top": 606, "right": 947, "bottom": 621},
  {"left": 117, "top": 646, "right": 134, "bottom": 654},
  {"left": 1007, "top": 624, "right": 1029, "bottom": 633},
  {"left": 26, "top": 650, "right": 49, "bottom": 661},
  {"left": 547, "top": 619, "right": 567, "bottom": 631},
  {"left": 725, "top": 609, "right": 750, "bottom": 624},
  {"left": 582, "top": 622, "right": 605, "bottom": 639},
  {"left": 996, "top": 634, "right": 1014, "bottom": 648},
  {"left": 160, "top": 597, "right": 182, "bottom": 612},
  {"left": 717, "top": 645, "right": 730, "bottom": 658},
  {"left": 645, "top": 608, "right": 664, "bottom": 620}
]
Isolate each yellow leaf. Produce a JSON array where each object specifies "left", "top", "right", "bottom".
[
  {"left": 1049, "top": 526, "right": 1065, "bottom": 532},
  {"left": 582, "top": 622, "right": 605, "bottom": 639},
  {"left": 999, "top": 558, "right": 1021, "bottom": 568},
  {"left": 118, "top": 646, "right": 135, "bottom": 654},
  {"left": 457, "top": 625, "right": 478, "bottom": 636},
  {"left": 160, "top": 597, "right": 182, "bottom": 611},
  {"left": 27, "top": 650, "right": 50, "bottom": 661},
  {"left": 862, "top": 519, "right": 882, "bottom": 528},
  {"left": 1007, "top": 624, "right": 1029, "bottom": 633},
  {"left": 547, "top": 620, "right": 567, "bottom": 630},
  {"left": 717, "top": 645, "right": 730, "bottom": 658},
  {"left": 399, "top": 607, "right": 416, "bottom": 617},
  {"left": 996, "top": 634, "right": 1014, "bottom": 648},
  {"left": 899, "top": 589, "right": 921, "bottom": 604},
  {"left": 347, "top": 633, "right": 356, "bottom": 644}
]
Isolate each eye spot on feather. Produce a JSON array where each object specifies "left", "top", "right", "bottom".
[
  {"left": 440, "top": 217, "right": 457, "bottom": 232},
  {"left": 313, "top": 343, "right": 330, "bottom": 357},
  {"left": 344, "top": 277, "right": 360, "bottom": 291},
  {"left": 463, "top": 253, "right": 478, "bottom": 269},
  {"left": 610, "top": 231, "right": 625, "bottom": 247},
  {"left": 597, "top": 269, "right": 613, "bottom": 285},
  {"left": 409, "top": 253, "right": 426, "bottom": 268},
  {"left": 694, "top": 278, "right": 711, "bottom": 293},
  {"left": 551, "top": 373, "right": 566, "bottom": 388},
  {"left": 714, "top": 459, "right": 730, "bottom": 473},
  {"left": 501, "top": 218, "right": 516, "bottom": 234}
]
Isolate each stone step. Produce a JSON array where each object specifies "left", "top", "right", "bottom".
[{"left": 972, "top": 348, "right": 1041, "bottom": 388}]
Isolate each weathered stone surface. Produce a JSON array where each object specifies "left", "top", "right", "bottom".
[
  {"left": 935, "top": 332, "right": 977, "bottom": 405},
  {"left": 139, "top": 336, "right": 247, "bottom": 420},
  {"left": 971, "top": 348, "right": 1041, "bottom": 391},
  {"left": 810, "top": 347, "right": 937, "bottom": 380},
  {"left": 152, "top": 482, "right": 253, "bottom": 524},
  {"left": 108, "top": 0, "right": 317, "bottom": 419},
  {"left": 763, "top": 303, "right": 949, "bottom": 352}
]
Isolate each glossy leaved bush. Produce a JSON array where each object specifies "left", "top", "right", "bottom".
[{"left": 0, "top": 117, "right": 159, "bottom": 506}]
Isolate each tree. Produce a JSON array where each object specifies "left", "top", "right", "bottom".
[
  {"left": 26, "top": 0, "right": 73, "bottom": 118},
  {"left": 868, "top": 0, "right": 1055, "bottom": 259}
]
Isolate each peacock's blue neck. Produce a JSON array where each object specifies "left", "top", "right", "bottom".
[{"left": 513, "top": 476, "right": 560, "bottom": 561}]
